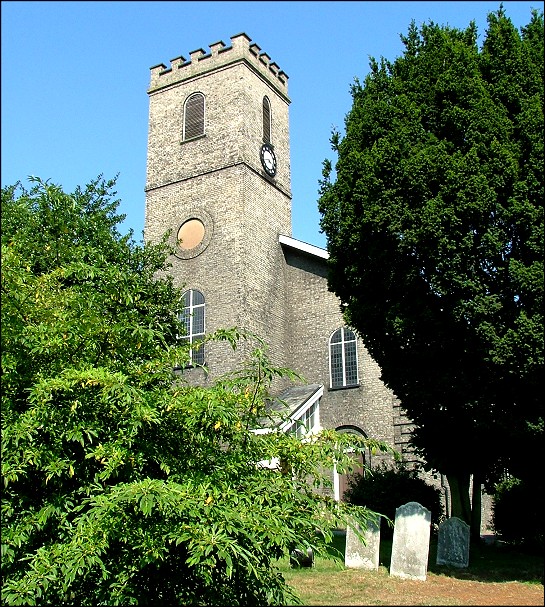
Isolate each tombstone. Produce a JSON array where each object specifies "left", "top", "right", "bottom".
[
  {"left": 436, "top": 517, "right": 470, "bottom": 568},
  {"left": 345, "top": 517, "right": 381, "bottom": 570},
  {"left": 390, "top": 501, "right": 431, "bottom": 581},
  {"left": 290, "top": 547, "right": 314, "bottom": 568}
]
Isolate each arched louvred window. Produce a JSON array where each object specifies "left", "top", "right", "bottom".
[
  {"left": 329, "top": 327, "right": 359, "bottom": 388},
  {"left": 179, "top": 289, "right": 205, "bottom": 365},
  {"left": 183, "top": 93, "right": 205, "bottom": 140},
  {"left": 262, "top": 96, "right": 271, "bottom": 143}
]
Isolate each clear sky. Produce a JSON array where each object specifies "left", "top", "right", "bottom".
[{"left": 2, "top": 1, "right": 542, "bottom": 249}]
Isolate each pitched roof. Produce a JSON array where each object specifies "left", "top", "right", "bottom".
[
  {"left": 258, "top": 383, "right": 323, "bottom": 430},
  {"left": 279, "top": 234, "right": 329, "bottom": 260}
]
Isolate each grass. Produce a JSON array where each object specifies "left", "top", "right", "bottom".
[{"left": 276, "top": 532, "right": 544, "bottom": 606}]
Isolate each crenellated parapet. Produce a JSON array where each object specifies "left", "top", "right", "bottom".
[{"left": 149, "top": 32, "right": 289, "bottom": 96}]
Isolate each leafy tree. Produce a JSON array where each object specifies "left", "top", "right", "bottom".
[
  {"left": 344, "top": 462, "right": 443, "bottom": 539},
  {"left": 1, "top": 177, "right": 392, "bottom": 605},
  {"left": 318, "top": 7, "right": 543, "bottom": 538},
  {"left": 491, "top": 476, "right": 543, "bottom": 551}
]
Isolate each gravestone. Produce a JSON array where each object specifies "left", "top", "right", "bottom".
[
  {"left": 345, "top": 516, "right": 381, "bottom": 570},
  {"left": 436, "top": 517, "right": 470, "bottom": 568},
  {"left": 290, "top": 547, "right": 314, "bottom": 568},
  {"left": 390, "top": 501, "right": 431, "bottom": 581}
]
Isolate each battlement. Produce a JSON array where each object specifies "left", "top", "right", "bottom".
[{"left": 149, "top": 33, "right": 289, "bottom": 96}]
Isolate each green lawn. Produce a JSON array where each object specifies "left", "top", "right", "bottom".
[
  {"left": 276, "top": 531, "right": 544, "bottom": 583},
  {"left": 276, "top": 533, "right": 543, "bottom": 606}
]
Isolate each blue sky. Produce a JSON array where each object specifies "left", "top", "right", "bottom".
[{"left": 2, "top": 1, "right": 542, "bottom": 249}]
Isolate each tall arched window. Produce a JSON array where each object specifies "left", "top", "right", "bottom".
[
  {"left": 179, "top": 289, "right": 205, "bottom": 365},
  {"left": 183, "top": 92, "right": 205, "bottom": 140},
  {"left": 262, "top": 96, "right": 271, "bottom": 143},
  {"left": 329, "top": 327, "right": 359, "bottom": 388}
]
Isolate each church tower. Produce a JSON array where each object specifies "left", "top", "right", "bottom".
[
  {"left": 143, "top": 33, "right": 438, "bottom": 509},
  {"left": 142, "top": 34, "right": 494, "bottom": 526},
  {"left": 144, "top": 34, "right": 292, "bottom": 378}
]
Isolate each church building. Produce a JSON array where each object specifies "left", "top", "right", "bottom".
[{"left": 143, "top": 33, "right": 416, "bottom": 501}]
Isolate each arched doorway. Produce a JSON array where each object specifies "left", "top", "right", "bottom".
[{"left": 334, "top": 425, "right": 368, "bottom": 502}]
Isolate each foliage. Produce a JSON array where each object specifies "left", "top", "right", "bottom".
[
  {"left": 1, "top": 177, "right": 393, "bottom": 605},
  {"left": 344, "top": 462, "right": 443, "bottom": 538},
  {"left": 317, "top": 6, "right": 544, "bottom": 525},
  {"left": 492, "top": 475, "right": 544, "bottom": 552}
]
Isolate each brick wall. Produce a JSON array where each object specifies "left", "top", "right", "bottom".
[
  {"left": 145, "top": 33, "right": 414, "bottom": 461},
  {"left": 143, "top": 33, "right": 497, "bottom": 526},
  {"left": 282, "top": 247, "right": 400, "bottom": 452},
  {"left": 145, "top": 35, "right": 292, "bottom": 381}
]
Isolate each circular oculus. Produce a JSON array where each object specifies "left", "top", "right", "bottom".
[
  {"left": 178, "top": 218, "right": 205, "bottom": 250},
  {"left": 174, "top": 209, "right": 214, "bottom": 260}
]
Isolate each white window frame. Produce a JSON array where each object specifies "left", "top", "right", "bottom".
[
  {"left": 329, "top": 327, "right": 359, "bottom": 389},
  {"left": 179, "top": 289, "right": 205, "bottom": 366},
  {"left": 253, "top": 387, "right": 323, "bottom": 469},
  {"left": 279, "top": 388, "right": 323, "bottom": 438}
]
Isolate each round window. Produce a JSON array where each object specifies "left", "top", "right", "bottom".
[
  {"left": 178, "top": 218, "right": 205, "bottom": 250},
  {"left": 174, "top": 209, "right": 214, "bottom": 260}
]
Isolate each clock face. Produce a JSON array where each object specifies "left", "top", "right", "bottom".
[{"left": 260, "top": 143, "right": 277, "bottom": 177}]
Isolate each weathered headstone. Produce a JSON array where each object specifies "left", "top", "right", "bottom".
[
  {"left": 436, "top": 517, "right": 470, "bottom": 568},
  {"left": 290, "top": 547, "right": 314, "bottom": 568},
  {"left": 345, "top": 517, "right": 381, "bottom": 570},
  {"left": 390, "top": 501, "right": 431, "bottom": 581}
]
